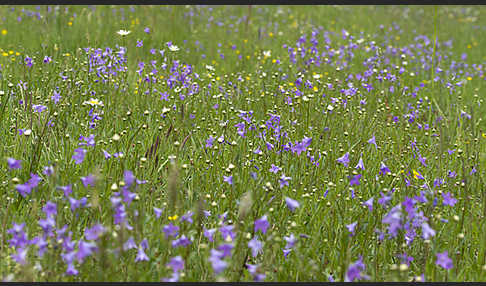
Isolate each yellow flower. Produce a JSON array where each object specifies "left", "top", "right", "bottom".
[
  {"left": 313, "top": 86, "right": 318, "bottom": 92},
  {"left": 467, "top": 76, "right": 472, "bottom": 81},
  {"left": 1, "top": 29, "right": 7, "bottom": 35},
  {"left": 412, "top": 170, "right": 423, "bottom": 180},
  {"left": 268, "top": 32, "right": 273, "bottom": 37},
  {"left": 2, "top": 52, "right": 8, "bottom": 57},
  {"left": 8, "top": 50, "right": 13, "bottom": 55},
  {"left": 482, "top": 133, "right": 486, "bottom": 138},
  {"left": 168, "top": 215, "right": 178, "bottom": 221},
  {"left": 68, "top": 21, "right": 73, "bottom": 26}
]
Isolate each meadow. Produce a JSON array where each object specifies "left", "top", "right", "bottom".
[{"left": 0, "top": 5, "right": 486, "bottom": 282}]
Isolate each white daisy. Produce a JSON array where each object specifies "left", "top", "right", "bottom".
[
  {"left": 84, "top": 98, "right": 104, "bottom": 107},
  {"left": 168, "top": 45, "right": 180, "bottom": 52},
  {"left": 116, "top": 30, "right": 131, "bottom": 36}
]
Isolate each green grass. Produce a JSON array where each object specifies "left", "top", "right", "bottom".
[{"left": 0, "top": 5, "right": 485, "bottom": 282}]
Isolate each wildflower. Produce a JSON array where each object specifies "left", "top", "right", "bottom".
[
  {"left": 15, "top": 174, "right": 42, "bottom": 197},
  {"left": 24, "top": 56, "right": 33, "bottom": 68},
  {"left": 7, "top": 157, "right": 21, "bottom": 170},
  {"left": 413, "top": 170, "right": 424, "bottom": 180},
  {"left": 102, "top": 150, "right": 111, "bottom": 159},
  {"left": 123, "top": 237, "right": 137, "bottom": 251},
  {"left": 379, "top": 162, "right": 391, "bottom": 176},
  {"left": 168, "top": 45, "right": 180, "bottom": 52},
  {"left": 171, "top": 235, "right": 191, "bottom": 248},
  {"left": 84, "top": 224, "right": 105, "bottom": 240},
  {"left": 76, "top": 240, "right": 97, "bottom": 263},
  {"left": 285, "top": 197, "right": 300, "bottom": 212},
  {"left": 346, "top": 221, "right": 358, "bottom": 236},
  {"left": 349, "top": 174, "right": 362, "bottom": 186},
  {"left": 80, "top": 174, "right": 96, "bottom": 188},
  {"left": 436, "top": 251, "right": 453, "bottom": 269},
  {"left": 355, "top": 157, "right": 365, "bottom": 170},
  {"left": 217, "top": 243, "right": 234, "bottom": 258},
  {"left": 254, "top": 215, "right": 269, "bottom": 234},
  {"left": 162, "top": 223, "right": 179, "bottom": 239},
  {"left": 418, "top": 153, "right": 427, "bottom": 167},
  {"left": 279, "top": 174, "right": 291, "bottom": 188},
  {"left": 248, "top": 236, "right": 263, "bottom": 257},
  {"left": 144, "top": 27, "right": 150, "bottom": 34},
  {"left": 153, "top": 207, "right": 163, "bottom": 219},
  {"left": 208, "top": 249, "right": 227, "bottom": 274},
  {"left": 442, "top": 192, "right": 457, "bottom": 206},
  {"left": 65, "top": 262, "right": 79, "bottom": 276},
  {"left": 345, "top": 256, "right": 369, "bottom": 282},
  {"left": 367, "top": 135, "right": 377, "bottom": 149},
  {"left": 246, "top": 263, "right": 266, "bottom": 282},
  {"left": 83, "top": 98, "right": 104, "bottom": 107},
  {"left": 59, "top": 185, "right": 73, "bottom": 197},
  {"left": 33, "top": 104, "right": 47, "bottom": 113},
  {"left": 284, "top": 233, "right": 297, "bottom": 249},
  {"left": 203, "top": 227, "right": 217, "bottom": 242},
  {"left": 141, "top": 238, "right": 149, "bottom": 251},
  {"left": 470, "top": 166, "right": 477, "bottom": 175},
  {"left": 117, "top": 29, "right": 131, "bottom": 36},
  {"left": 205, "top": 136, "right": 215, "bottom": 148},
  {"left": 269, "top": 164, "right": 281, "bottom": 174},
  {"left": 72, "top": 148, "right": 87, "bottom": 164},
  {"left": 382, "top": 204, "right": 402, "bottom": 238},
  {"left": 398, "top": 253, "right": 414, "bottom": 266},
  {"left": 421, "top": 222, "right": 436, "bottom": 240},
  {"left": 135, "top": 245, "right": 149, "bottom": 262},
  {"left": 219, "top": 224, "right": 235, "bottom": 241},
  {"left": 136, "top": 40, "right": 143, "bottom": 47},
  {"left": 223, "top": 175, "right": 233, "bottom": 185},
  {"left": 283, "top": 248, "right": 292, "bottom": 258},
  {"left": 42, "top": 165, "right": 54, "bottom": 176},
  {"left": 42, "top": 201, "right": 57, "bottom": 218},
  {"left": 336, "top": 152, "right": 350, "bottom": 167},
  {"left": 162, "top": 272, "right": 180, "bottom": 282},
  {"left": 68, "top": 196, "right": 87, "bottom": 212},
  {"left": 363, "top": 197, "right": 373, "bottom": 211},
  {"left": 167, "top": 256, "right": 184, "bottom": 272}
]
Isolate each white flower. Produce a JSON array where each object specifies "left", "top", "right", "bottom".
[
  {"left": 162, "top": 107, "right": 171, "bottom": 114},
  {"left": 168, "top": 45, "right": 180, "bottom": 52},
  {"left": 117, "top": 30, "right": 131, "bottom": 36},
  {"left": 84, "top": 98, "right": 104, "bottom": 107},
  {"left": 205, "top": 65, "right": 215, "bottom": 71},
  {"left": 313, "top": 74, "right": 322, "bottom": 79},
  {"left": 327, "top": 104, "right": 334, "bottom": 111},
  {"left": 263, "top": 50, "right": 271, "bottom": 58}
]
